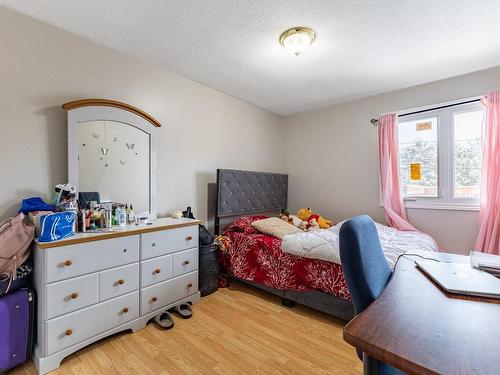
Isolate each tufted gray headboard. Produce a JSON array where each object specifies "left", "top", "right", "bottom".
[{"left": 215, "top": 169, "right": 288, "bottom": 234}]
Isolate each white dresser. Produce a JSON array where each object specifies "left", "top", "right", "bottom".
[{"left": 32, "top": 217, "right": 201, "bottom": 374}]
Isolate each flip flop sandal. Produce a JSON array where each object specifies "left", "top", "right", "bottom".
[
  {"left": 154, "top": 311, "right": 174, "bottom": 329},
  {"left": 173, "top": 303, "right": 192, "bottom": 319}
]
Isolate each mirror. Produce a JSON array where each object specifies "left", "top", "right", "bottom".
[
  {"left": 78, "top": 120, "right": 150, "bottom": 213},
  {"left": 65, "top": 99, "right": 159, "bottom": 219}
]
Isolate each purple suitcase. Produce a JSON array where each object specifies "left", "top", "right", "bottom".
[{"left": 0, "top": 288, "right": 34, "bottom": 371}]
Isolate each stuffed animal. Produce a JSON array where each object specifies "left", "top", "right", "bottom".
[
  {"left": 307, "top": 217, "right": 321, "bottom": 231},
  {"left": 297, "top": 208, "right": 333, "bottom": 229},
  {"left": 280, "top": 212, "right": 313, "bottom": 231},
  {"left": 279, "top": 212, "right": 292, "bottom": 225}
]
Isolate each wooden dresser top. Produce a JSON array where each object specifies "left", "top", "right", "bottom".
[{"left": 37, "top": 217, "right": 202, "bottom": 249}]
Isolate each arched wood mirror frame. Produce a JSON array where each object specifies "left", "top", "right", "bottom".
[
  {"left": 63, "top": 99, "right": 160, "bottom": 219},
  {"left": 62, "top": 99, "right": 162, "bottom": 128}
]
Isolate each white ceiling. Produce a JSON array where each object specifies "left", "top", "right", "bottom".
[{"left": 2, "top": 0, "right": 500, "bottom": 115}]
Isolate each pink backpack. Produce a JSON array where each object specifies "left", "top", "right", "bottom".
[{"left": 0, "top": 213, "right": 35, "bottom": 292}]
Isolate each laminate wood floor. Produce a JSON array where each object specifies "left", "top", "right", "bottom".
[{"left": 11, "top": 282, "right": 362, "bottom": 374}]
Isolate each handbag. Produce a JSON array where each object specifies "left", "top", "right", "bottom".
[
  {"left": 0, "top": 213, "right": 35, "bottom": 293},
  {"left": 38, "top": 212, "right": 75, "bottom": 243}
]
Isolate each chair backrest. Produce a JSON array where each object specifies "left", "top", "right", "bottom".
[{"left": 339, "top": 215, "right": 392, "bottom": 315}]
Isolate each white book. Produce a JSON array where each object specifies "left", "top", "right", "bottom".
[{"left": 470, "top": 251, "right": 500, "bottom": 271}]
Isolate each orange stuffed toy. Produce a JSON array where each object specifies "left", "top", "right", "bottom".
[{"left": 297, "top": 208, "right": 333, "bottom": 229}]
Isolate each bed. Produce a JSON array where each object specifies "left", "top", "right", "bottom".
[
  {"left": 221, "top": 216, "right": 351, "bottom": 297},
  {"left": 215, "top": 169, "right": 437, "bottom": 322},
  {"left": 215, "top": 169, "right": 355, "bottom": 321}
]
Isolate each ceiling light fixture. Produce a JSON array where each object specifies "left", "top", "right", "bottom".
[{"left": 279, "top": 27, "right": 316, "bottom": 56}]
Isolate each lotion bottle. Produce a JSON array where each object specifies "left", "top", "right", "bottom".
[{"left": 117, "top": 206, "right": 126, "bottom": 226}]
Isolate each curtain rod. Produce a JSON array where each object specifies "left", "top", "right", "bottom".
[{"left": 370, "top": 98, "right": 481, "bottom": 126}]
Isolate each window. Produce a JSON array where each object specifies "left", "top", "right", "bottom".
[
  {"left": 397, "top": 101, "right": 484, "bottom": 210},
  {"left": 453, "top": 111, "right": 483, "bottom": 199},
  {"left": 399, "top": 116, "right": 438, "bottom": 197}
]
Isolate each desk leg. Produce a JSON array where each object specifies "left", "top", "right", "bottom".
[{"left": 363, "top": 353, "right": 379, "bottom": 375}]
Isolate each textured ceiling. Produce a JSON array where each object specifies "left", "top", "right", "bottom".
[{"left": 2, "top": 0, "right": 500, "bottom": 115}]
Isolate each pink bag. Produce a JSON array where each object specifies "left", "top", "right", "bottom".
[{"left": 0, "top": 213, "right": 35, "bottom": 292}]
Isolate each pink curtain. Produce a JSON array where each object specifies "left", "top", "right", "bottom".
[
  {"left": 475, "top": 91, "right": 500, "bottom": 254},
  {"left": 378, "top": 113, "right": 418, "bottom": 231}
]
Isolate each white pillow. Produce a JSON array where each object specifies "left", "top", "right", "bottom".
[{"left": 251, "top": 217, "right": 302, "bottom": 239}]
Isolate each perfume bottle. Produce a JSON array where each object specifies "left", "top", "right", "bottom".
[{"left": 127, "top": 204, "right": 135, "bottom": 224}]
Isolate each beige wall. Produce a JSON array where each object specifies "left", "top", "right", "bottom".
[
  {"left": 2, "top": 6, "right": 499, "bottom": 254},
  {"left": 0, "top": 7, "right": 283, "bottom": 223},
  {"left": 283, "top": 66, "right": 500, "bottom": 254}
]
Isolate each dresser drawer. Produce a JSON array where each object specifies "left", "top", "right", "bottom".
[
  {"left": 140, "top": 254, "right": 173, "bottom": 287},
  {"left": 46, "top": 235, "right": 139, "bottom": 283},
  {"left": 46, "top": 273, "right": 98, "bottom": 320},
  {"left": 46, "top": 291, "right": 139, "bottom": 355},
  {"left": 140, "top": 271, "right": 198, "bottom": 315},
  {"left": 173, "top": 248, "right": 198, "bottom": 277},
  {"left": 141, "top": 226, "right": 198, "bottom": 260},
  {"left": 99, "top": 263, "right": 139, "bottom": 301}
]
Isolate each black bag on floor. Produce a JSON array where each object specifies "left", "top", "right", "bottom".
[{"left": 0, "top": 257, "right": 33, "bottom": 296}]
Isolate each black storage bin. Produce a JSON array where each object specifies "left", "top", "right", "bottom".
[{"left": 199, "top": 244, "right": 219, "bottom": 297}]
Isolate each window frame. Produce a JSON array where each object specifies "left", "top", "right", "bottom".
[{"left": 397, "top": 100, "right": 484, "bottom": 211}]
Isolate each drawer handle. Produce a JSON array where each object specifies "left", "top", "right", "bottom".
[
  {"left": 116, "top": 279, "right": 125, "bottom": 285},
  {"left": 151, "top": 296, "right": 158, "bottom": 302},
  {"left": 70, "top": 292, "right": 78, "bottom": 300},
  {"left": 63, "top": 260, "right": 73, "bottom": 267},
  {"left": 182, "top": 260, "right": 190, "bottom": 266},
  {"left": 187, "top": 283, "right": 193, "bottom": 288},
  {"left": 122, "top": 307, "right": 129, "bottom": 314},
  {"left": 185, "top": 235, "right": 193, "bottom": 241},
  {"left": 152, "top": 242, "right": 156, "bottom": 247},
  {"left": 153, "top": 268, "right": 161, "bottom": 274},
  {"left": 65, "top": 329, "right": 73, "bottom": 336}
]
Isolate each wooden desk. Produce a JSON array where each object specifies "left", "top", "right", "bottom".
[{"left": 343, "top": 250, "right": 500, "bottom": 375}]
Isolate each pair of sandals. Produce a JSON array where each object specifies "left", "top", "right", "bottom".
[{"left": 154, "top": 303, "right": 192, "bottom": 330}]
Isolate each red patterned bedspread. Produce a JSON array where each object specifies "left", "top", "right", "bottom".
[{"left": 221, "top": 216, "right": 350, "bottom": 300}]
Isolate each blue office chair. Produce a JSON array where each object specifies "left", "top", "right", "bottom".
[{"left": 339, "top": 215, "right": 405, "bottom": 375}]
